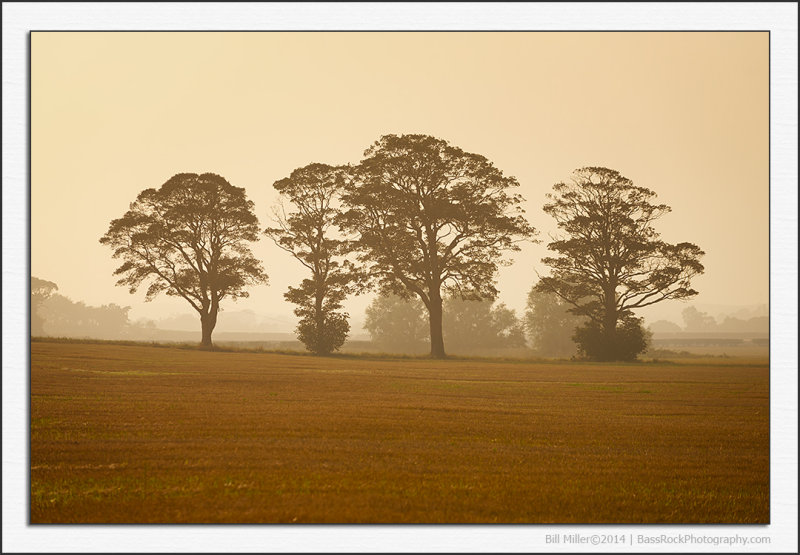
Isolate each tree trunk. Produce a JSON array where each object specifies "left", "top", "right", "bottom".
[
  {"left": 603, "top": 309, "right": 617, "bottom": 335},
  {"left": 200, "top": 311, "right": 217, "bottom": 349},
  {"left": 428, "top": 292, "right": 446, "bottom": 359},
  {"left": 602, "top": 289, "right": 618, "bottom": 360},
  {"left": 313, "top": 287, "right": 325, "bottom": 354}
]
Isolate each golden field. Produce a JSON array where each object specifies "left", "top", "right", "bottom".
[{"left": 30, "top": 340, "right": 769, "bottom": 523}]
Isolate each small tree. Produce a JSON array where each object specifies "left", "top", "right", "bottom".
[
  {"left": 364, "top": 294, "right": 429, "bottom": 354},
  {"left": 525, "top": 286, "right": 585, "bottom": 358},
  {"left": 100, "top": 173, "right": 268, "bottom": 347},
  {"left": 341, "top": 134, "right": 537, "bottom": 358},
  {"left": 682, "top": 306, "right": 717, "bottom": 331},
  {"left": 265, "top": 164, "right": 357, "bottom": 354},
  {"left": 536, "top": 167, "right": 704, "bottom": 361}
]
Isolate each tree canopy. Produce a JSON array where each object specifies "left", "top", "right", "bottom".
[
  {"left": 99, "top": 173, "right": 267, "bottom": 347},
  {"left": 341, "top": 134, "right": 537, "bottom": 358},
  {"left": 265, "top": 163, "right": 357, "bottom": 354},
  {"left": 536, "top": 167, "right": 704, "bottom": 361}
]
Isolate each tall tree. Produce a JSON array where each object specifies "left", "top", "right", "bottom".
[
  {"left": 31, "top": 276, "right": 58, "bottom": 336},
  {"left": 341, "top": 134, "right": 537, "bottom": 358},
  {"left": 100, "top": 173, "right": 268, "bottom": 347},
  {"left": 536, "top": 167, "right": 704, "bottom": 361},
  {"left": 265, "top": 163, "right": 357, "bottom": 354}
]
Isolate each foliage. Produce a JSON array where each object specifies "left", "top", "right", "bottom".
[
  {"left": 573, "top": 315, "right": 651, "bottom": 361},
  {"left": 525, "top": 286, "right": 585, "bottom": 358},
  {"left": 294, "top": 311, "right": 350, "bottom": 355},
  {"left": 536, "top": 167, "right": 704, "bottom": 361},
  {"left": 364, "top": 294, "right": 429, "bottom": 354},
  {"left": 341, "top": 134, "right": 537, "bottom": 357},
  {"left": 265, "top": 164, "right": 358, "bottom": 354},
  {"left": 31, "top": 276, "right": 58, "bottom": 336},
  {"left": 99, "top": 173, "right": 267, "bottom": 346},
  {"left": 442, "top": 296, "right": 526, "bottom": 354}
]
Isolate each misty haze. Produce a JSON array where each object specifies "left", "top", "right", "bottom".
[{"left": 30, "top": 31, "right": 769, "bottom": 525}]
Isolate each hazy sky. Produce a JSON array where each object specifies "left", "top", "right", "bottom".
[{"left": 31, "top": 32, "right": 769, "bottom": 330}]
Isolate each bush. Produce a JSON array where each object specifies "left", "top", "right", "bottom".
[
  {"left": 296, "top": 312, "right": 350, "bottom": 355},
  {"left": 573, "top": 316, "right": 650, "bottom": 361}
]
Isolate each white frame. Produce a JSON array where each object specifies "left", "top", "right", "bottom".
[{"left": 3, "top": 3, "right": 797, "bottom": 553}]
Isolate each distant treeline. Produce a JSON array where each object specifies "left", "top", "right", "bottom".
[
  {"left": 652, "top": 337, "right": 767, "bottom": 348},
  {"left": 31, "top": 277, "right": 145, "bottom": 339},
  {"left": 648, "top": 306, "right": 768, "bottom": 335}
]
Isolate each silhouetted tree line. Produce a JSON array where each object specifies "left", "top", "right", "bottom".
[
  {"left": 682, "top": 306, "right": 768, "bottom": 333},
  {"left": 95, "top": 134, "right": 705, "bottom": 361},
  {"left": 31, "top": 276, "right": 148, "bottom": 339}
]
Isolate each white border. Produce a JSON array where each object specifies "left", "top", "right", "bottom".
[{"left": 3, "top": 2, "right": 797, "bottom": 553}]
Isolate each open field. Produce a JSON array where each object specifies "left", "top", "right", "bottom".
[{"left": 30, "top": 340, "right": 769, "bottom": 523}]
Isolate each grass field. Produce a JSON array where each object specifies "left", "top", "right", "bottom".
[{"left": 30, "top": 340, "right": 769, "bottom": 523}]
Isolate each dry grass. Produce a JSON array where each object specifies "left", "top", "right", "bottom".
[{"left": 30, "top": 340, "right": 769, "bottom": 523}]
